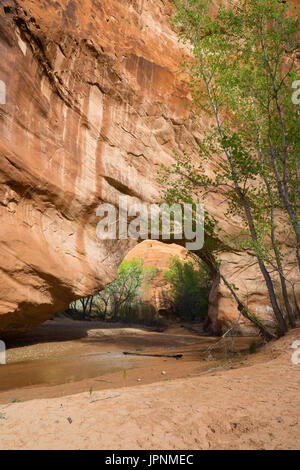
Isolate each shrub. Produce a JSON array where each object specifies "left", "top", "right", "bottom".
[
  {"left": 164, "top": 256, "right": 212, "bottom": 322},
  {"left": 249, "top": 341, "right": 258, "bottom": 354}
]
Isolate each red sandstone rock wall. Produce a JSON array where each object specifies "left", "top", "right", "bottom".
[{"left": 0, "top": 0, "right": 298, "bottom": 335}]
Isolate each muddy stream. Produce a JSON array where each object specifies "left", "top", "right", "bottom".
[{"left": 0, "top": 320, "right": 262, "bottom": 404}]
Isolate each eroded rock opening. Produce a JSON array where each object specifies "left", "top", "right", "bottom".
[
  {"left": 0, "top": 0, "right": 298, "bottom": 340},
  {"left": 63, "top": 240, "right": 215, "bottom": 333}
]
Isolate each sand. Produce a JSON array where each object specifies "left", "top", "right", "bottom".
[{"left": 0, "top": 325, "right": 299, "bottom": 450}]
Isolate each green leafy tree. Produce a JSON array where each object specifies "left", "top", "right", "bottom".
[
  {"left": 95, "top": 258, "right": 157, "bottom": 319},
  {"left": 160, "top": 0, "right": 300, "bottom": 337},
  {"left": 69, "top": 259, "right": 157, "bottom": 321},
  {"left": 164, "top": 256, "right": 211, "bottom": 321}
]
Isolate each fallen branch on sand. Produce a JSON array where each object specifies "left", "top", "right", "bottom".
[
  {"left": 123, "top": 352, "right": 183, "bottom": 359},
  {"left": 90, "top": 394, "right": 121, "bottom": 403}
]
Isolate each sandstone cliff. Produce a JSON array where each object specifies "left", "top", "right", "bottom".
[{"left": 0, "top": 0, "right": 298, "bottom": 336}]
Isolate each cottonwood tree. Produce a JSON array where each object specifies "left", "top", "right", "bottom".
[
  {"left": 69, "top": 295, "right": 94, "bottom": 320},
  {"left": 70, "top": 259, "right": 157, "bottom": 321},
  {"left": 95, "top": 259, "right": 157, "bottom": 319},
  {"left": 164, "top": 255, "right": 212, "bottom": 321},
  {"left": 160, "top": 0, "right": 299, "bottom": 337}
]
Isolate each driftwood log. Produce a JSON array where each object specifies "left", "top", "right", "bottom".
[{"left": 123, "top": 352, "right": 183, "bottom": 359}]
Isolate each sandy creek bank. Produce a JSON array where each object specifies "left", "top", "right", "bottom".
[
  {"left": 0, "top": 319, "right": 261, "bottom": 404},
  {"left": 0, "top": 321, "right": 299, "bottom": 450}
]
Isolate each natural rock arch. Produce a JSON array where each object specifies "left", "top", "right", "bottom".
[{"left": 0, "top": 1, "right": 298, "bottom": 337}]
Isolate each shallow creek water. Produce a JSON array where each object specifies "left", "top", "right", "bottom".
[
  {"left": 0, "top": 352, "right": 146, "bottom": 391},
  {"left": 0, "top": 320, "right": 262, "bottom": 403}
]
